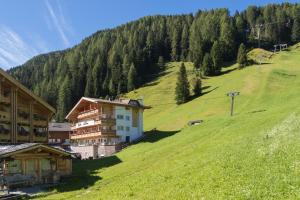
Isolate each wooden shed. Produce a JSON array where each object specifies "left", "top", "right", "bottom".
[{"left": 0, "top": 143, "right": 72, "bottom": 188}]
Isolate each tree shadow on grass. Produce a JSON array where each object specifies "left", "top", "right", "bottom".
[
  {"left": 219, "top": 68, "right": 237, "bottom": 75},
  {"left": 45, "top": 156, "right": 122, "bottom": 193},
  {"left": 223, "top": 61, "right": 236, "bottom": 68},
  {"left": 140, "top": 130, "right": 180, "bottom": 143},
  {"left": 248, "top": 109, "right": 267, "bottom": 114},
  {"left": 201, "top": 86, "right": 219, "bottom": 96},
  {"left": 189, "top": 86, "right": 219, "bottom": 101}
]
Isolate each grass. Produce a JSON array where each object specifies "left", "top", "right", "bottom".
[{"left": 36, "top": 45, "right": 300, "bottom": 199}]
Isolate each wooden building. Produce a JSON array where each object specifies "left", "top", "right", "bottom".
[
  {"left": 0, "top": 68, "right": 55, "bottom": 144},
  {"left": 66, "top": 97, "right": 150, "bottom": 159},
  {"left": 0, "top": 69, "right": 72, "bottom": 188},
  {"left": 0, "top": 143, "right": 72, "bottom": 188},
  {"left": 48, "top": 122, "right": 71, "bottom": 148}
]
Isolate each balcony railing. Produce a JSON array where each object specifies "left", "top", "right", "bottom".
[
  {"left": 71, "top": 114, "right": 116, "bottom": 130},
  {"left": 71, "top": 138, "right": 121, "bottom": 146},
  {"left": 77, "top": 109, "right": 99, "bottom": 119},
  {"left": 33, "top": 120, "right": 47, "bottom": 127},
  {"left": 71, "top": 128, "right": 116, "bottom": 140},
  {"left": 0, "top": 110, "right": 11, "bottom": 122},
  {"left": 73, "top": 128, "right": 116, "bottom": 135},
  {"left": 0, "top": 95, "right": 10, "bottom": 104}
]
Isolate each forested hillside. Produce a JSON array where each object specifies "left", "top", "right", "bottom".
[{"left": 8, "top": 3, "right": 300, "bottom": 121}]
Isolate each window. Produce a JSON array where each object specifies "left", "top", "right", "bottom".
[
  {"left": 117, "top": 115, "right": 124, "bottom": 119},
  {"left": 126, "top": 116, "right": 130, "bottom": 121},
  {"left": 101, "top": 138, "right": 107, "bottom": 143},
  {"left": 117, "top": 126, "right": 124, "bottom": 131},
  {"left": 126, "top": 127, "right": 130, "bottom": 131},
  {"left": 8, "top": 160, "right": 21, "bottom": 174}
]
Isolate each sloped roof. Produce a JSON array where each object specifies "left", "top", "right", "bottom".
[
  {"left": 66, "top": 97, "right": 151, "bottom": 119},
  {"left": 49, "top": 122, "right": 72, "bottom": 132},
  {"left": 0, "top": 143, "right": 71, "bottom": 158},
  {"left": 0, "top": 68, "right": 55, "bottom": 113}
]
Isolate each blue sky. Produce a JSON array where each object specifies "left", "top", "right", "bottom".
[{"left": 0, "top": 0, "right": 298, "bottom": 69}]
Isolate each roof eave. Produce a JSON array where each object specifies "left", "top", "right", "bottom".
[
  {"left": 0, "top": 144, "right": 71, "bottom": 158},
  {"left": 0, "top": 69, "right": 55, "bottom": 114}
]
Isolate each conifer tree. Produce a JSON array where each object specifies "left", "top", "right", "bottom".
[
  {"left": 210, "top": 41, "right": 223, "bottom": 75},
  {"left": 220, "top": 16, "right": 236, "bottom": 60},
  {"left": 84, "top": 68, "right": 94, "bottom": 97},
  {"left": 292, "top": 17, "right": 300, "bottom": 43},
  {"left": 175, "top": 63, "right": 190, "bottom": 104},
  {"left": 237, "top": 43, "right": 247, "bottom": 69},
  {"left": 92, "top": 56, "right": 103, "bottom": 97},
  {"left": 56, "top": 76, "right": 71, "bottom": 122},
  {"left": 180, "top": 25, "right": 189, "bottom": 60},
  {"left": 109, "top": 78, "right": 116, "bottom": 96},
  {"left": 157, "top": 56, "right": 164, "bottom": 67},
  {"left": 127, "top": 63, "right": 137, "bottom": 91},
  {"left": 202, "top": 53, "right": 213, "bottom": 76},
  {"left": 193, "top": 77, "right": 202, "bottom": 97}
]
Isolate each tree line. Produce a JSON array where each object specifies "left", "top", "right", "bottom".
[{"left": 8, "top": 3, "right": 300, "bottom": 121}]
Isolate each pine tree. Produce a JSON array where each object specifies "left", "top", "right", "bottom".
[
  {"left": 92, "top": 56, "right": 103, "bottom": 97},
  {"left": 180, "top": 25, "right": 189, "bottom": 60},
  {"left": 202, "top": 53, "right": 213, "bottom": 76},
  {"left": 237, "top": 43, "right": 247, "bottom": 69},
  {"left": 171, "top": 24, "right": 181, "bottom": 61},
  {"left": 210, "top": 41, "right": 223, "bottom": 75},
  {"left": 292, "top": 17, "right": 300, "bottom": 43},
  {"left": 220, "top": 16, "right": 236, "bottom": 60},
  {"left": 175, "top": 63, "right": 190, "bottom": 104},
  {"left": 84, "top": 67, "right": 94, "bottom": 97},
  {"left": 127, "top": 63, "right": 137, "bottom": 91},
  {"left": 190, "top": 20, "right": 204, "bottom": 69},
  {"left": 193, "top": 77, "right": 202, "bottom": 97},
  {"left": 43, "top": 62, "right": 50, "bottom": 79},
  {"left": 157, "top": 56, "right": 164, "bottom": 67},
  {"left": 56, "top": 76, "right": 71, "bottom": 122},
  {"left": 109, "top": 78, "right": 116, "bottom": 96}
]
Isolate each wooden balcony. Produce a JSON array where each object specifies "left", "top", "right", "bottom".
[
  {"left": 0, "top": 96, "right": 10, "bottom": 104},
  {"left": 33, "top": 120, "right": 47, "bottom": 127},
  {"left": 71, "top": 129, "right": 116, "bottom": 140},
  {"left": 34, "top": 136, "right": 47, "bottom": 142},
  {"left": 0, "top": 133, "right": 10, "bottom": 140},
  {"left": 95, "top": 117, "right": 116, "bottom": 125},
  {"left": 71, "top": 115, "right": 116, "bottom": 130},
  {"left": 77, "top": 109, "right": 99, "bottom": 119},
  {"left": 18, "top": 118, "right": 30, "bottom": 125},
  {"left": 0, "top": 110, "right": 11, "bottom": 122}
]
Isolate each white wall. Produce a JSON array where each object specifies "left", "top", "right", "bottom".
[{"left": 115, "top": 106, "right": 144, "bottom": 142}]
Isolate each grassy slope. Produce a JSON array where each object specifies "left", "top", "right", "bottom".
[{"left": 38, "top": 45, "right": 300, "bottom": 200}]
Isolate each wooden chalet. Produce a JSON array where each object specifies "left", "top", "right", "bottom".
[
  {"left": 0, "top": 68, "right": 72, "bottom": 188},
  {"left": 0, "top": 143, "right": 72, "bottom": 188},
  {"left": 0, "top": 68, "right": 55, "bottom": 144}
]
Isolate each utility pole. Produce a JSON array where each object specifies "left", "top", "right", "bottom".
[
  {"left": 227, "top": 92, "right": 240, "bottom": 116},
  {"left": 251, "top": 20, "right": 290, "bottom": 49},
  {"left": 254, "top": 24, "right": 263, "bottom": 48}
]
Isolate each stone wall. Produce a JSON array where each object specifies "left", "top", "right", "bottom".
[
  {"left": 71, "top": 144, "right": 121, "bottom": 159},
  {"left": 71, "top": 145, "right": 97, "bottom": 159},
  {"left": 97, "top": 144, "right": 121, "bottom": 157}
]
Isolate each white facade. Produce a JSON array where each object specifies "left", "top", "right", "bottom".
[{"left": 115, "top": 106, "right": 144, "bottom": 142}]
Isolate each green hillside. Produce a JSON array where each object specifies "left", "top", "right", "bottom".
[
  {"left": 9, "top": 3, "right": 300, "bottom": 122},
  {"left": 37, "top": 45, "right": 300, "bottom": 199}
]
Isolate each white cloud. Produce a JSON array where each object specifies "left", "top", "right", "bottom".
[
  {"left": 45, "top": 0, "right": 72, "bottom": 47},
  {"left": 0, "top": 26, "right": 40, "bottom": 69}
]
